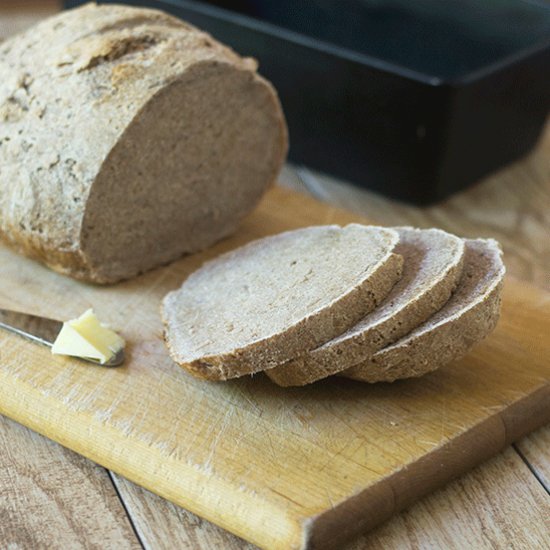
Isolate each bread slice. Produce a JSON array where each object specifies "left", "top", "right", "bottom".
[
  {"left": 266, "top": 227, "right": 465, "bottom": 386},
  {"left": 162, "top": 225, "right": 403, "bottom": 380},
  {"left": 0, "top": 3, "right": 287, "bottom": 283},
  {"left": 344, "top": 238, "right": 505, "bottom": 383}
]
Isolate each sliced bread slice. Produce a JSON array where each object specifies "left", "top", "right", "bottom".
[
  {"left": 344, "top": 238, "right": 505, "bottom": 383},
  {"left": 161, "top": 224, "right": 402, "bottom": 380},
  {"left": 266, "top": 227, "right": 465, "bottom": 386}
]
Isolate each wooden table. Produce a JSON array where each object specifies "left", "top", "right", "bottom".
[{"left": 1, "top": 3, "right": 548, "bottom": 548}]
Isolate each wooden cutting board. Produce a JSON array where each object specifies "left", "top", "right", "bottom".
[{"left": 0, "top": 186, "right": 548, "bottom": 550}]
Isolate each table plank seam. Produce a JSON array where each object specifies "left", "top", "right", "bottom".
[
  {"left": 108, "top": 470, "right": 148, "bottom": 550},
  {"left": 513, "top": 442, "right": 550, "bottom": 495}
]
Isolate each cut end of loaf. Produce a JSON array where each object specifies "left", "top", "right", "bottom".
[
  {"left": 79, "top": 61, "right": 287, "bottom": 283},
  {"left": 0, "top": 3, "right": 287, "bottom": 284}
]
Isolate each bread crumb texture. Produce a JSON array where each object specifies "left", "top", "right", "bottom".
[
  {"left": 162, "top": 226, "right": 504, "bottom": 385},
  {"left": 162, "top": 225, "right": 402, "bottom": 380},
  {"left": 0, "top": 3, "right": 287, "bottom": 283}
]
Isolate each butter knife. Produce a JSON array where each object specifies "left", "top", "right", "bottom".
[{"left": 0, "top": 308, "right": 124, "bottom": 367}]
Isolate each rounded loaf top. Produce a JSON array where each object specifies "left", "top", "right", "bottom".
[{"left": 0, "top": 3, "right": 288, "bottom": 283}]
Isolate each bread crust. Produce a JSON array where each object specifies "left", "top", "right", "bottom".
[
  {"left": 267, "top": 227, "right": 465, "bottom": 386},
  {"left": 161, "top": 225, "right": 403, "bottom": 380},
  {"left": 0, "top": 3, "right": 287, "bottom": 283},
  {"left": 344, "top": 239, "right": 505, "bottom": 383}
]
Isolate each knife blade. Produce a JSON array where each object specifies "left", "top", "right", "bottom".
[
  {"left": 0, "top": 308, "right": 63, "bottom": 347},
  {"left": 0, "top": 309, "right": 124, "bottom": 367}
]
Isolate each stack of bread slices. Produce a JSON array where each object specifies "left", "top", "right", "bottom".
[{"left": 162, "top": 224, "right": 505, "bottom": 385}]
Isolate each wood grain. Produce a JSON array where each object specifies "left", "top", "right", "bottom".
[
  {"left": 352, "top": 447, "right": 550, "bottom": 549},
  {"left": 0, "top": 414, "right": 140, "bottom": 549},
  {"left": 111, "top": 473, "right": 256, "bottom": 550},
  {"left": 515, "top": 431, "right": 550, "bottom": 492},
  {"left": 0, "top": 5, "right": 548, "bottom": 550},
  {"left": 290, "top": 123, "right": 550, "bottom": 290},
  {"left": 0, "top": 1, "right": 60, "bottom": 39},
  {"left": 281, "top": 123, "right": 550, "bottom": 505},
  {"left": 0, "top": 0, "right": 60, "bottom": 9},
  {"left": 0, "top": 186, "right": 548, "bottom": 549},
  {"left": 0, "top": 7, "right": 144, "bottom": 550}
]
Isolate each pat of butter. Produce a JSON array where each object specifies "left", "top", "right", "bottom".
[{"left": 51, "top": 309, "right": 125, "bottom": 364}]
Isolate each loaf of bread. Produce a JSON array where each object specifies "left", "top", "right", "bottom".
[
  {"left": 161, "top": 225, "right": 403, "bottom": 380},
  {"left": 0, "top": 3, "right": 287, "bottom": 283}
]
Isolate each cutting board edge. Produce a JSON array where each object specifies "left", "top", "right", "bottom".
[
  {"left": 0, "top": 367, "right": 307, "bottom": 550},
  {"left": 304, "top": 382, "right": 550, "bottom": 550},
  {"left": 2, "top": 364, "right": 548, "bottom": 550},
  {"left": 1, "top": 185, "right": 550, "bottom": 550}
]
